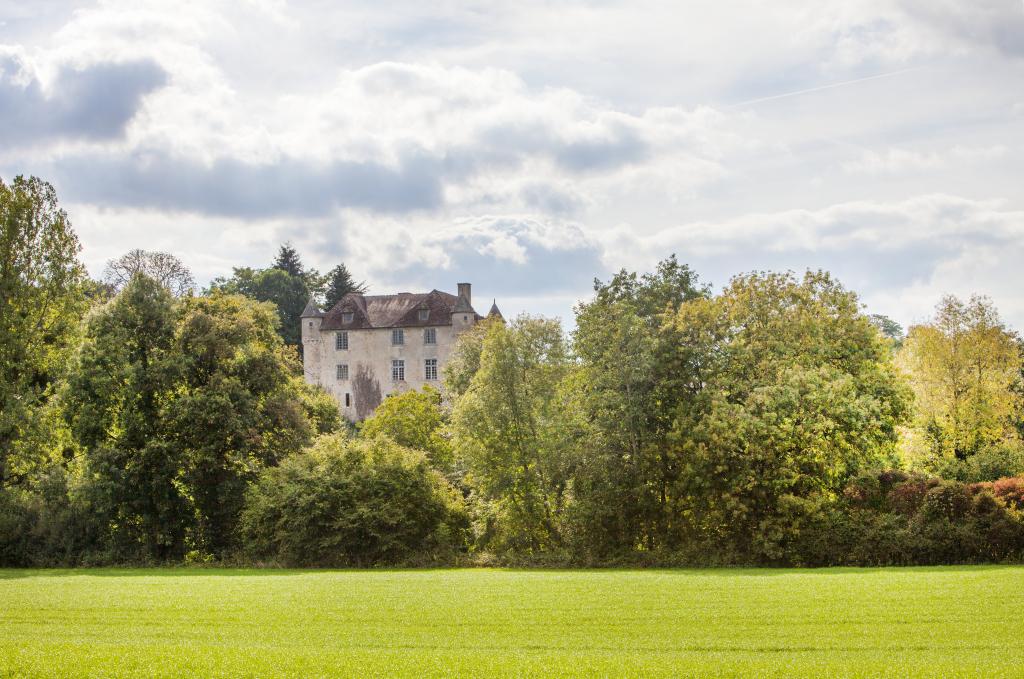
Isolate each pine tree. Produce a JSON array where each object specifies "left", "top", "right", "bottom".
[
  {"left": 273, "top": 242, "right": 304, "bottom": 277},
  {"left": 323, "top": 263, "right": 367, "bottom": 310}
]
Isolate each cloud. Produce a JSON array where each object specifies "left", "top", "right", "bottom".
[
  {"left": 898, "top": 0, "right": 1024, "bottom": 58},
  {"left": 603, "top": 194, "right": 1024, "bottom": 325},
  {"left": 341, "top": 214, "right": 606, "bottom": 299},
  {"left": 0, "top": 54, "right": 166, "bottom": 147},
  {"left": 48, "top": 149, "right": 445, "bottom": 217},
  {"left": 842, "top": 145, "right": 1008, "bottom": 174}
]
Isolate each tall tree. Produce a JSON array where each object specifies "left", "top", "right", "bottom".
[
  {"left": 63, "top": 274, "right": 186, "bottom": 560},
  {"left": 272, "top": 242, "right": 304, "bottom": 278},
  {"left": 451, "top": 316, "right": 575, "bottom": 553},
  {"left": 570, "top": 255, "right": 707, "bottom": 554},
  {"left": 103, "top": 249, "right": 195, "bottom": 297},
  {"left": 323, "top": 263, "right": 367, "bottom": 310},
  {"left": 899, "top": 295, "right": 1022, "bottom": 462},
  {"left": 0, "top": 176, "right": 87, "bottom": 488}
]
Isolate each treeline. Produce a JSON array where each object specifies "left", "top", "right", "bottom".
[{"left": 2, "top": 175, "right": 1024, "bottom": 567}]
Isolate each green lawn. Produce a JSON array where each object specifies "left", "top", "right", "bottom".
[{"left": 1, "top": 567, "right": 1022, "bottom": 677}]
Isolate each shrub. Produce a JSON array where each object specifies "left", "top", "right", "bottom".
[{"left": 239, "top": 433, "right": 469, "bottom": 567}]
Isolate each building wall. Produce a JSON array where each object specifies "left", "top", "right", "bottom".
[{"left": 302, "top": 318, "right": 474, "bottom": 421}]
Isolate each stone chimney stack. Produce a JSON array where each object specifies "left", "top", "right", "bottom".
[{"left": 457, "top": 282, "right": 471, "bottom": 305}]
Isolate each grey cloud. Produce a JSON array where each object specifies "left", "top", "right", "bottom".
[
  {"left": 477, "top": 120, "right": 649, "bottom": 173},
  {"left": 0, "top": 57, "right": 167, "bottom": 147},
  {"left": 51, "top": 150, "right": 444, "bottom": 217},
  {"left": 900, "top": 0, "right": 1024, "bottom": 57},
  {"left": 520, "top": 183, "right": 585, "bottom": 215}
]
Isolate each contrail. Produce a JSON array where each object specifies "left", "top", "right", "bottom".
[{"left": 728, "top": 67, "right": 922, "bottom": 108}]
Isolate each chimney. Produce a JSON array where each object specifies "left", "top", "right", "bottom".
[{"left": 457, "top": 282, "right": 471, "bottom": 305}]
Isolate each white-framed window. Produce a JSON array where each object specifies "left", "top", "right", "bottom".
[
  {"left": 391, "top": 359, "right": 405, "bottom": 381},
  {"left": 425, "top": 358, "right": 438, "bottom": 381},
  {"left": 336, "top": 331, "right": 348, "bottom": 350},
  {"left": 392, "top": 328, "right": 404, "bottom": 345},
  {"left": 424, "top": 327, "right": 436, "bottom": 345},
  {"left": 418, "top": 309, "right": 429, "bottom": 321},
  {"left": 336, "top": 364, "right": 349, "bottom": 380},
  {"left": 341, "top": 311, "right": 354, "bottom": 324}
]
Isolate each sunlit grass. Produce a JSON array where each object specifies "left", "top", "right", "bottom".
[{"left": 2, "top": 566, "right": 1022, "bottom": 677}]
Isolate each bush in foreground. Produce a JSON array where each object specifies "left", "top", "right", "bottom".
[{"left": 239, "top": 433, "right": 469, "bottom": 567}]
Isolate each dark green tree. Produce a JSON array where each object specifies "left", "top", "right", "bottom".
[
  {"left": 64, "top": 276, "right": 337, "bottom": 560},
  {"left": 272, "top": 242, "right": 304, "bottom": 278},
  {"left": 323, "top": 263, "right": 367, "bottom": 310},
  {"left": 63, "top": 274, "right": 187, "bottom": 560}
]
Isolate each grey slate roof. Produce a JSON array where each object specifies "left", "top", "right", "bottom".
[
  {"left": 487, "top": 299, "right": 503, "bottom": 319},
  {"left": 320, "top": 289, "right": 482, "bottom": 330},
  {"left": 300, "top": 299, "right": 324, "bottom": 318}
]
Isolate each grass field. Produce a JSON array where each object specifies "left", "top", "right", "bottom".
[{"left": 1, "top": 567, "right": 1022, "bottom": 677}]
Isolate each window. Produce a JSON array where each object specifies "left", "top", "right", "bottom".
[
  {"left": 425, "top": 358, "right": 438, "bottom": 381},
  {"left": 336, "top": 331, "right": 348, "bottom": 350},
  {"left": 424, "top": 327, "right": 436, "bottom": 345},
  {"left": 418, "top": 309, "right": 429, "bottom": 321},
  {"left": 392, "top": 328, "right": 404, "bottom": 345},
  {"left": 336, "top": 364, "right": 348, "bottom": 381},
  {"left": 391, "top": 359, "right": 405, "bottom": 381},
  {"left": 344, "top": 393, "right": 351, "bottom": 408},
  {"left": 341, "top": 311, "right": 354, "bottom": 324},
  {"left": 308, "top": 321, "right": 313, "bottom": 328},
  {"left": 463, "top": 315, "right": 468, "bottom": 322}
]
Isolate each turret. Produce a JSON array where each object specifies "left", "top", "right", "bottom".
[{"left": 301, "top": 299, "right": 324, "bottom": 384}]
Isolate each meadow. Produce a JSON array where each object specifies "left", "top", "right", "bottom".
[{"left": 1, "top": 567, "right": 1022, "bottom": 677}]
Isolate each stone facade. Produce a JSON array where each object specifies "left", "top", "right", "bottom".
[{"left": 301, "top": 282, "right": 500, "bottom": 421}]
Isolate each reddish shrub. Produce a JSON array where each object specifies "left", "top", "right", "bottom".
[
  {"left": 992, "top": 477, "right": 1024, "bottom": 509},
  {"left": 887, "top": 477, "right": 937, "bottom": 516}
]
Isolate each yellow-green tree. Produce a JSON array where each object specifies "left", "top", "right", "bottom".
[
  {"left": 450, "top": 316, "right": 575, "bottom": 553},
  {"left": 0, "top": 176, "right": 87, "bottom": 488},
  {"left": 359, "top": 386, "right": 452, "bottom": 471},
  {"left": 899, "top": 295, "right": 1022, "bottom": 461}
]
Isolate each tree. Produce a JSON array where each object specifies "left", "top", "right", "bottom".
[
  {"left": 103, "top": 249, "right": 196, "bottom": 296},
  {"left": 64, "top": 276, "right": 335, "bottom": 560},
  {"left": 272, "top": 242, "right": 304, "bottom": 278},
  {"left": 239, "top": 433, "right": 468, "bottom": 567},
  {"left": 0, "top": 176, "right": 87, "bottom": 488},
  {"left": 569, "top": 255, "right": 707, "bottom": 554},
  {"left": 450, "top": 316, "right": 575, "bottom": 553},
  {"left": 666, "top": 270, "right": 913, "bottom": 559},
  {"left": 869, "top": 314, "right": 904, "bottom": 342},
  {"left": 209, "top": 267, "right": 309, "bottom": 346},
  {"left": 166, "top": 292, "right": 336, "bottom": 554},
  {"left": 322, "top": 263, "right": 367, "bottom": 310},
  {"left": 898, "top": 295, "right": 1022, "bottom": 462},
  {"left": 63, "top": 274, "right": 187, "bottom": 560},
  {"left": 359, "top": 386, "right": 452, "bottom": 471}
]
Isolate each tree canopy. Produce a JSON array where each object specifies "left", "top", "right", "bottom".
[{"left": 0, "top": 176, "right": 86, "bottom": 488}]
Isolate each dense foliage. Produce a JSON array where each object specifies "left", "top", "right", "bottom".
[
  {"left": 3, "top": 175, "right": 1024, "bottom": 568},
  {"left": 240, "top": 433, "right": 468, "bottom": 566}
]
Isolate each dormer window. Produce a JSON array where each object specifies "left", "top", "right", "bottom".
[
  {"left": 418, "top": 309, "right": 429, "bottom": 322},
  {"left": 341, "top": 311, "right": 354, "bottom": 324}
]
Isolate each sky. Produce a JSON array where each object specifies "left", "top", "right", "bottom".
[{"left": 2, "top": 0, "right": 1023, "bottom": 330}]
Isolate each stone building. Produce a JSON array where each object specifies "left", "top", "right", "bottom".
[{"left": 301, "top": 282, "right": 502, "bottom": 420}]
